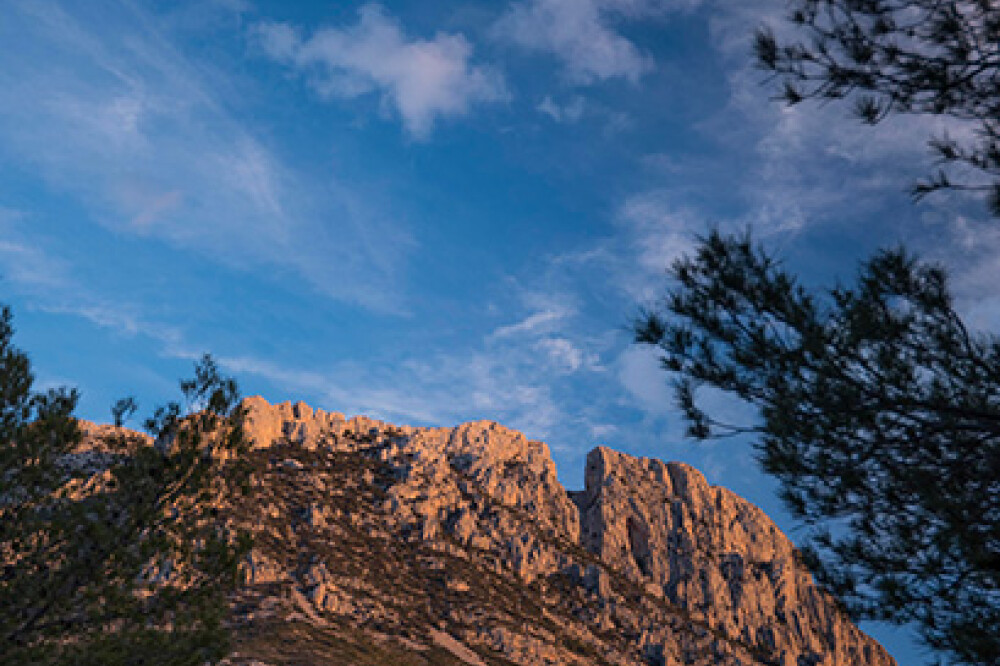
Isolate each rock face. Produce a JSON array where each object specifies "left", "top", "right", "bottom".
[
  {"left": 574, "top": 447, "right": 890, "bottom": 666},
  {"left": 88, "top": 396, "right": 897, "bottom": 665}
]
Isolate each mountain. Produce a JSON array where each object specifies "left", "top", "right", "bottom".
[{"left": 84, "top": 396, "right": 897, "bottom": 666}]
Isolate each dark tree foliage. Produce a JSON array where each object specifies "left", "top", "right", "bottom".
[
  {"left": 0, "top": 306, "right": 251, "bottom": 665},
  {"left": 755, "top": 0, "right": 1000, "bottom": 214},
  {"left": 111, "top": 396, "right": 139, "bottom": 428},
  {"left": 635, "top": 231, "right": 1000, "bottom": 665}
]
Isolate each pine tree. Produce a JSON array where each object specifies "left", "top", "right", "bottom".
[
  {"left": 635, "top": 231, "right": 1000, "bottom": 665},
  {"left": 0, "top": 306, "right": 251, "bottom": 665},
  {"left": 756, "top": 0, "right": 1000, "bottom": 214}
]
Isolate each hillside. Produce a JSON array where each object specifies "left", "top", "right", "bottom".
[{"left": 86, "top": 396, "right": 896, "bottom": 666}]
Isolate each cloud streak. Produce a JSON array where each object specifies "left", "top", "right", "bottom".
[
  {"left": 0, "top": 0, "right": 413, "bottom": 313},
  {"left": 0, "top": 215, "right": 190, "bottom": 355}
]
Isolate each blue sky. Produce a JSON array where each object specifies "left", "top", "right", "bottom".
[{"left": 2, "top": 1, "right": 995, "bottom": 661}]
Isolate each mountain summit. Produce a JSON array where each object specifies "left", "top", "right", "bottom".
[{"left": 107, "top": 396, "right": 898, "bottom": 665}]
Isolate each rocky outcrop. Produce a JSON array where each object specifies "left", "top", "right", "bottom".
[
  {"left": 240, "top": 394, "right": 581, "bottom": 585},
  {"left": 574, "top": 447, "right": 893, "bottom": 666},
  {"left": 81, "top": 396, "right": 897, "bottom": 666}
]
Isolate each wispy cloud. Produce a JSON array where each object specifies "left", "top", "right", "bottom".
[
  {"left": 490, "top": 307, "right": 570, "bottom": 339},
  {"left": 218, "top": 344, "right": 564, "bottom": 439},
  {"left": 209, "top": 277, "right": 614, "bottom": 450},
  {"left": 537, "top": 95, "right": 586, "bottom": 122},
  {"left": 619, "top": 194, "right": 703, "bottom": 276},
  {"left": 617, "top": 344, "right": 671, "bottom": 416},
  {"left": 704, "top": 2, "right": 983, "bottom": 235},
  {"left": 0, "top": 239, "right": 69, "bottom": 293},
  {"left": 0, "top": 215, "right": 191, "bottom": 355},
  {"left": 253, "top": 5, "right": 507, "bottom": 139},
  {"left": 700, "top": 0, "right": 1000, "bottom": 348},
  {"left": 495, "top": 0, "right": 650, "bottom": 84},
  {"left": 494, "top": 0, "right": 700, "bottom": 85},
  {"left": 535, "top": 336, "right": 600, "bottom": 372},
  {"left": 0, "top": 0, "right": 412, "bottom": 312}
]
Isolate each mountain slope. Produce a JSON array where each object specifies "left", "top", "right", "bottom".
[
  {"left": 75, "top": 396, "right": 894, "bottom": 665},
  {"left": 205, "top": 396, "right": 894, "bottom": 666}
]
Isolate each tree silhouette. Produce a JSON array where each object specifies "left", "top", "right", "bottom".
[
  {"left": 635, "top": 230, "right": 1000, "bottom": 665},
  {"left": 0, "top": 306, "right": 251, "bottom": 665},
  {"left": 111, "top": 396, "right": 138, "bottom": 428},
  {"left": 756, "top": 0, "right": 1000, "bottom": 214}
]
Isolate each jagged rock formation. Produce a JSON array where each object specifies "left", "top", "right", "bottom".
[
  {"left": 88, "top": 396, "right": 897, "bottom": 666},
  {"left": 573, "top": 448, "right": 890, "bottom": 666}
]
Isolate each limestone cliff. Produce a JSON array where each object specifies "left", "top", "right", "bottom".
[
  {"left": 84, "top": 396, "right": 897, "bottom": 666},
  {"left": 574, "top": 447, "right": 890, "bottom": 666}
]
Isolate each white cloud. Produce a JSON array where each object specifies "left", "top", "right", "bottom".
[
  {"left": 588, "top": 423, "right": 618, "bottom": 439},
  {"left": 702, "top": 2, "right": 984, "bottom": 237},
  {"left": 620, "top": 193, "right": 702, "bottom": 272},
  {"left": 537, "top": 95, "right": 585, "bottom": 122},
  {"left": 617, "top": 345, "right": 672, "bottom": 416},
  {"left": 495, "top": 0, "right": 650, "bottom": 84},
  {"left": 254, "top": 5, "right": 507, "bottom": 139},
  {"left": 587, "top": 191, "right": 712, "bottom": 305},
  {"left": 495, "top": 0, "right": 700, "bottom": 84},
  {"left": 491, "top": 307, "right": 569, "bottom": 339},
  {"left": 535, "top": 336, "right": 600, "bottom": 372},
  {"left": 0, "top": 239, "right": 71, "bottom": 292}
]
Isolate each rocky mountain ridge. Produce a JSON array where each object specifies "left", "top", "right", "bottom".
[{"left": 84, "top": 396, "right": 896, "bottom": 666}]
